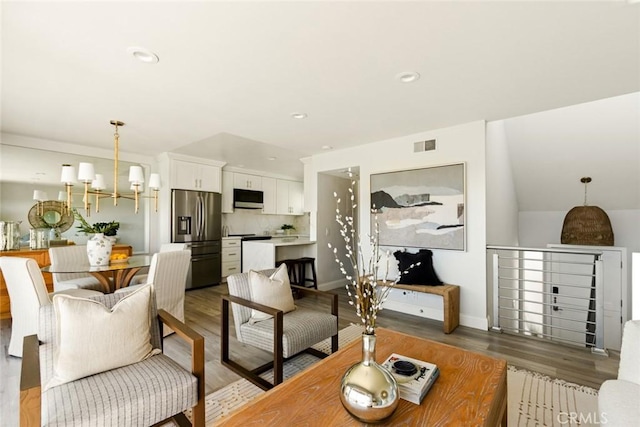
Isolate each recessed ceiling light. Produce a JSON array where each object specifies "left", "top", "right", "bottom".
[
  {"left": 291, "top": 113, "right": 308, "bottom": 119},
  {"left": 127, "top": 46, "right": 159, "bottom": 64},
  {"left": 395, "top": 71, "right": 420, "bottom": 83},
  {"left": 267, "top": 156, "right": 277, "bottom": 161},
  {"left": 321, "top": 145, "right": 333, "bottom": 150}
]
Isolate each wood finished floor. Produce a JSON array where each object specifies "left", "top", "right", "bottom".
[{"left": 1, "top": 284, "right": 620, "bottom": 426}]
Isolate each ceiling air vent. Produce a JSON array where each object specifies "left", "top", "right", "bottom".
[{"left": 414, "top": 139, "right": 436, "bottom": 153}]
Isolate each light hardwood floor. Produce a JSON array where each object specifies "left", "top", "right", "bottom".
[{"left": 1, "top": 284, "right": 620, "bottom": 426}]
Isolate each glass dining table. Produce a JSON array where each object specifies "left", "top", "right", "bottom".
[{"left": 42, "top": 255, "right": 152, "bottom": 293}]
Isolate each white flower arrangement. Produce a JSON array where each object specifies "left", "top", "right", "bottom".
[{"left": 328, "top": 171, "right": 419, "bottom": 334}]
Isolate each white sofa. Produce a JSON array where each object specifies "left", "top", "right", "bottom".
[{"left": 598, "top": 320, "right": 640, "bottom": 426}]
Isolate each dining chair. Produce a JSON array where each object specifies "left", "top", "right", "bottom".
[
  {"left": 20, "top": 285, "right": 205, "bottom": 426},
  {"left": 118, "top": 249, "right": 191, "bottom": 336},
  {"left": 129, "top": 242, "right": 188, "bottom": 285},
  {"left": 48, "top": 245, "right": 104, "bottom": 292},
  {"left": 0, "top": 257, "right": 102, "bottom": 357}
]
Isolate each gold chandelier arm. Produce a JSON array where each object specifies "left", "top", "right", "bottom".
[{"left": 112, "top": 121, "right": 121, "bottom": 207}]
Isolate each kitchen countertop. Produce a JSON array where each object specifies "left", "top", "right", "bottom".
[{"left": 244, "top": 237, "right": 315, "bottom": 247}]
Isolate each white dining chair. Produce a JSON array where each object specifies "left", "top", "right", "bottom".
[
  {"left": 48, "top": 245, "right": 104, "bottom": 292},
  {"left": 0, "top": 257, "right": 102, "bottom": 357},
  {"left": 129, "top": 243, "right": 188, "bottom": 285},
  {"left": 117, "top": 249, "right": 191, "bottom": 336}
]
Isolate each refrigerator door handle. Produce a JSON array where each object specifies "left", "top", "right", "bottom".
[
  {"left": 195, "top": 194, "right": 202, "bottom": 239},
  {"left": 199, "top": 194, "right": 205, "bottom": 237}
]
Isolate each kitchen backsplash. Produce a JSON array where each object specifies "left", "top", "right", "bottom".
[{"left": 222, "top": 210, "right": 310, "bottom": 236}]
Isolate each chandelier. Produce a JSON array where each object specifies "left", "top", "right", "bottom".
[{"left": 60, "top": 120, "right": 161, "bottom": 215}]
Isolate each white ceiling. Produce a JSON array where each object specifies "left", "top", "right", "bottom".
[
  {"left": 1, "top": 1, "right": 639, "bottom": 181},
  {"left": 503, "top": 92, "right": 640, "bottom": 211}
]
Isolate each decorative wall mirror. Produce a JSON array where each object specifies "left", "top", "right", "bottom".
[{"left": 28, "top": 200, "right": 74, "bottom": 232}]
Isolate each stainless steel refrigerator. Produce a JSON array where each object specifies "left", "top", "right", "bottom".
[{"left": 171, "top": 189, "right": 222, "bottom": 289}]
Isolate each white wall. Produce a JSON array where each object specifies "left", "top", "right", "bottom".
[
  {"left": 308, "top": 120, "right": 488, "bottom": 329},
  {"left": 633, "top": 253, "right": 640, "bottom": 320},
  {"left": 316, "top": 173, "right": 354, "bottom": 289},
  {"left": 485, "top": 121, "right": 520, "bottom": 246}
]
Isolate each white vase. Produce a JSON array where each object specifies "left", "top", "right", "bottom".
[{"left": 86, "top": 233, "right": 113, "bottom": 266}]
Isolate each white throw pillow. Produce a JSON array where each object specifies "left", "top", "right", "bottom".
[
  {"left": 46, "top": 284, "right": 160, "bottom": 390},
  {"left": 248, "top": 263, "right": 296, "bottom": 324}
]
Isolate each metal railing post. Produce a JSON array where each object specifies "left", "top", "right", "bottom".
[
  {"left": 491, "top": 252, "right": 502, "bottom": 332},
  {"left": 592, "top": 258, "right": 608, "bottom": 355}
]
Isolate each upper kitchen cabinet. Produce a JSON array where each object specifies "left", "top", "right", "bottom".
[
  {"left": 172, "top": 159, "right": 221, "bottom": 192},
  {"left": 277, "top": 179, "right": 304, "bottom": 215},
  {"left": 261, "top": 177, "right": 277, "bottom": 215},
  {"left": 169, "top": 157, "right": 225, "bottom": 192},
  {"left": 234, "top": 173, "right": 262, "bottom": 190},
  {"left": 221, "top": 171, "right": 234, "bottom": 213}
]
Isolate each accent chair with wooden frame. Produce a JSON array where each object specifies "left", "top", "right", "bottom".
[
  {"left": 222, "top": 269, "right": 338, "bottom": 390},
  {"left": 20, "top": 288, "right": 205, "bottom": 427}
]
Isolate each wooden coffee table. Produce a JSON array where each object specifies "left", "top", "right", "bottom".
[{"left": 215, "top": 327, "right": 507, "bottom": 426}]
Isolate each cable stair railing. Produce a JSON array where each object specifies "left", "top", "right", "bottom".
[{"left": 487, "top": 245, "right": 607, "bottom": 356}]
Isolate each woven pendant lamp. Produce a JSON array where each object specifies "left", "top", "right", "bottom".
[{"left": 561, "top": 177, "right": 614, "bottom": 246}]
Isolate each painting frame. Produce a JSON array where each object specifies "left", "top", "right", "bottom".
[{"left": 370, "top": 162, "right": 466, "bottom": 251}]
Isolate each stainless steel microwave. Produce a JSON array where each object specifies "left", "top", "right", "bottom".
[{"left": 233, "top": 188, "right": 264, "bottom": 209}]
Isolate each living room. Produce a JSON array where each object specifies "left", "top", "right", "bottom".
[{"left": 1, "top": 1, "right": 639, "bottom": 426}]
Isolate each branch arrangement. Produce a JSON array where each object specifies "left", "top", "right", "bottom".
[{"left": 328, "top": 170, "right": 419, "bottom": 334}]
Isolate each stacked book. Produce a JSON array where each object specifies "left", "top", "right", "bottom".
[{"left": 382, "top": 353, "right": 440, "bottom": 404}]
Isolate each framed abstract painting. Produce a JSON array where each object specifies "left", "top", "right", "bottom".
[{"left": 370, "top": 163, "right": 465, "bottom": 251}]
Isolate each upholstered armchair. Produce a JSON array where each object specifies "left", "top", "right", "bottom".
[
  {"left": 20, "top": 286, "right": 205, "bottom": 426},
  {"left": 222, "top": 266, "right": 338, "bottom": 390},
  {"left": 598, "top": 320, "right": 640, "bottom": 424}
]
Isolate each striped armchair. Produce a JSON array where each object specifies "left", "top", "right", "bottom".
[
  {"left": 222, "top": 268, "right": 338, "bottom": 390},
  {"left": 20, "top": 289, "right": 205, "bottom": 426}
]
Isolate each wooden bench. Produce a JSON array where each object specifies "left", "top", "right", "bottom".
[{"left": 382, "top": 282, "right": 460, "bottom": 334}]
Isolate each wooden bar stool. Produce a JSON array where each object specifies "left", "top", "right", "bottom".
[
  {"left": 293, "top": 257, "right": 318, "bottom": 290},
  {"left": 275, "top": 259, "right": 299, "bottom": 286}
]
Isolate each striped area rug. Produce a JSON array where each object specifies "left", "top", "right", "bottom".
[
  {"left": 508, "top": 366, "right": 599, "bottom": 426},
  {"left": 179, "top": 325, "right": 599, "bottom": 426}
]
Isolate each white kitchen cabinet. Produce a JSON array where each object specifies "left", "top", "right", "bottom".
[
  {"left": 171, "top": 158, "right": 221, "bottom": 192},
  {"left": 261, "top": 177, "right": 277, "bottom": 214},
  {"left": 222, "top": 237, "right": 242, "bottom": 280},
  {"left": 234, "top": 173, "right": 262, "bottom": 190},
  {"left": 276, "top": 179, "right": 304, "bottom": 215},
  {"left": 221, "top": 171, "right": 234, "bottom": 213}
]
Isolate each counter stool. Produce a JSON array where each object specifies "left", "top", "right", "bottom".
[
  {"left": 275, "top": 259, "right": 300, "bottom": 286},
  {"left": 293, "top": 257, "right": 318, "bottom": 290}
]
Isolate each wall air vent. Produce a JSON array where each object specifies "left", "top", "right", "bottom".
[{"left": 414, "top": 139, "right": 436, "bottom": 153}]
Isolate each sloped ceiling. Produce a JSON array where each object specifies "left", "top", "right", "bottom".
[{"left": 503, "top": 93, "right": 640, "bottom": 212}]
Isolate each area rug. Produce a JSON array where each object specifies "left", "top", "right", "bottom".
[
  {"left": 178, "top": 325, "right": 600, "bottom": 426},
  {"left": 508, "top": 365, "right": 599, "bottom": 426}
]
